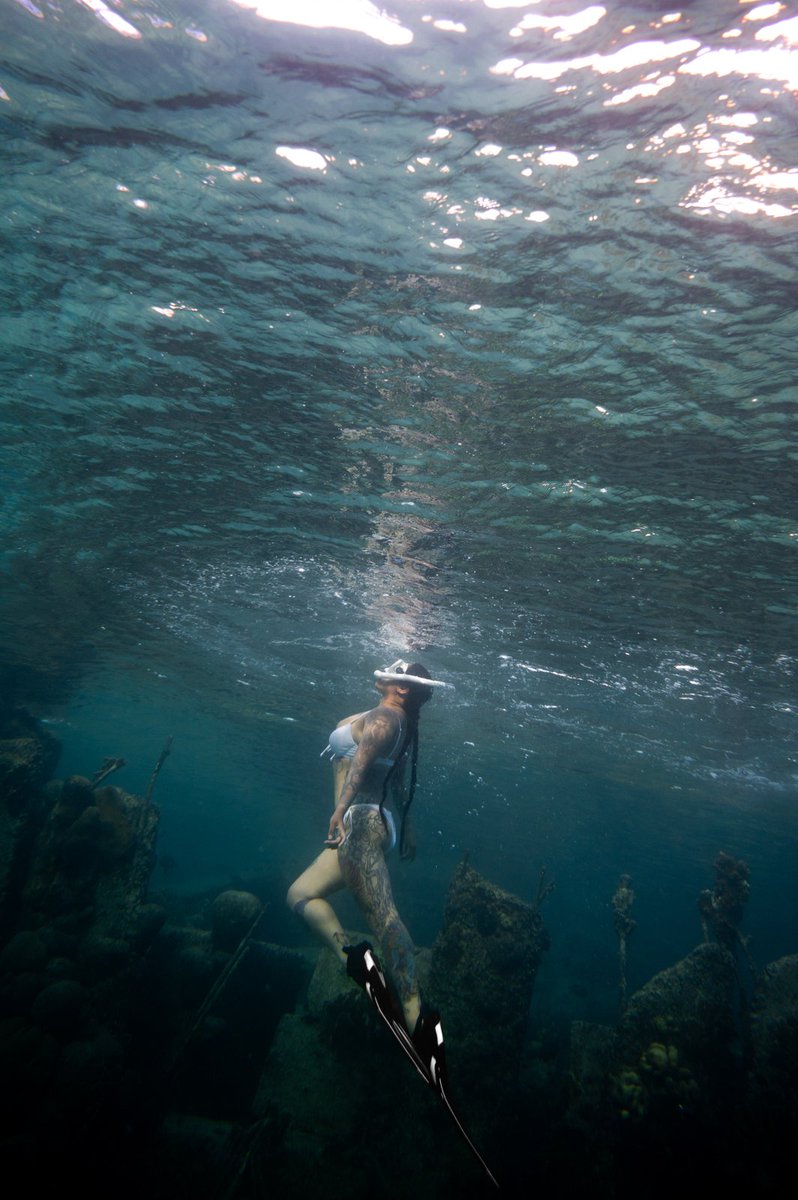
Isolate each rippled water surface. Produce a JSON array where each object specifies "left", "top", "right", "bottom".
[{"left": 2, "top": 0, "right": 797, "bottom": 991}]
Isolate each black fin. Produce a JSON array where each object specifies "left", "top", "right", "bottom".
[
  {"left": 343, "top": 941, "right": 374, "bottom": 990},
  {"left": 411, "top": 1004, "right": 448, "bottom": 1091},
  {"left": 344, "top": 941, "right": 499, "bottom": 1189}
]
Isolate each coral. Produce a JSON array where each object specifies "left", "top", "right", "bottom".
[
  {"left": 614, "top": 1066, "right": 646, "bottom": 1120},
  {"left": 612, "top": 1040, "right": 699, "bottom": 1123}
]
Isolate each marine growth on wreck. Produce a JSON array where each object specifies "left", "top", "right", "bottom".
[{"left": 1, "top": 708, "right": 797, "bottom": 1199}]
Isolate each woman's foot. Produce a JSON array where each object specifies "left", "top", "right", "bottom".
[
  {"left": 411, "top": 1004, "right": 448, "bottom": 1088},
  {"left": 343, "top": 940, "right": 374, "bottom": 987},
  {"left": 402, "top": 992, "right": 421, "bottom": 1035},
  {"left": 331, "top": 929, "right": 349, "bottom": 963}
]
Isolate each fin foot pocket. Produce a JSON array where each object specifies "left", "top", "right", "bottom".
[
  {"left": 412, "top": 1005, "right": 448, "bottom": 1089},
  {"left": 343, "top": 940, "right": 374, "bottom": 988}
]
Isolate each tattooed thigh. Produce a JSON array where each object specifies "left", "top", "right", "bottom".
[{"left": 338, "top": 807, "right": 397, "bottom": 929}]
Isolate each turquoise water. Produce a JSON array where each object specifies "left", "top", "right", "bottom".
[{"left": 2, "top": 0, "right": 797, "bottom": 1027}]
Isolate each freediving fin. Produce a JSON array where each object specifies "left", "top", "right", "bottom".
[{"left": 344, "top": 941, "right": 500, "bottom": 1189}]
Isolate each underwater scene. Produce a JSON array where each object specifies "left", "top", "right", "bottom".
[{"left": 1, "top": 0, "right": 797, "bottom": 1194}]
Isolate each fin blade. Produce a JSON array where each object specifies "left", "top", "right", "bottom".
[{"left": 347, "top": 941, "right": 500, "bottom": 1189}]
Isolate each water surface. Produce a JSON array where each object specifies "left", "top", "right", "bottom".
[{"left": 2, "top": 0, "right": 797, "bottom": 1010}]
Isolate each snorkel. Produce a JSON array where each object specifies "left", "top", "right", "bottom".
[{"left": 374, "top": 659, "right": 451, "bottom": 689}]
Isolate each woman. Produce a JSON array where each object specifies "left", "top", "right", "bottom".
[{"left": 286, "top": 659, "right": 447, "bottom": 1038}]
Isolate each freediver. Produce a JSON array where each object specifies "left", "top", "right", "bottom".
[{"left": 286, "top": 659, "right": 446, "bottom": 1042}]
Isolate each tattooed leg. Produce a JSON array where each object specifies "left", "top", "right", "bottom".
[{"left": 338, "top": 807, "right": 421, "bottom": 1032}]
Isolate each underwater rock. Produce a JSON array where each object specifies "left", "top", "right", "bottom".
[
  {"left": 30, "top": 978, "right": 86, "bottom": 1037},
  {"left": 44, "top": 955, "right": 78, "bottom": 981},
  {"left": 19, "top": 776, "right": 159, "bottom": 950},
  {"left": 55, "top": 1029, "right": 124, "bottom": 1100},
  {"left": 253, "top": 948, "right": 445, "bottom": 1200},
  {"left": 0, "top": 712, "right": 60, "bottom": 939},
  {"left": 55, "top": 775, "right": 94, "bottom": 820},
  {"left": 254, "top": 959, "right": 370, "bottom": 1142},
  {"left": 0, "top": 738, "right": 53, "bottom": 813},
  {"left": 161, "top": 927, "right": 311, "bottom": 1123},
  {"left": 0, "top": 968, "right": 48, "bottom": 1018},
  {"left": 427, "top": 860, "right": 548, "bottom": 1137},
  {"left": 429, "top": 860, "right": 547, "bottom": 1029},
  {"left": 305, "top": 939, "right": 365, "bottom": 1019},
  {"left": 0, "top": 930, "right": 50, "bottom": 1018},
  {"left": 91, "top": 789, "right": 159, "bottom": 942},
  {"left": 35, "top": 789, "right": 159, "bottom": 970},
  {"left": 0, "top": 753, "right": 164, "bottom": 1166},
  {"left": 567, "top": 1020, "right": 618, "bottom": 1131},
  {"left": 210, "top": 889, "right": 263, "bottom": 952},
  {"left": 59, "top": 804, "right": 128, "bottom": 873},
  {"left": 614, "top": 942, "right": 737, "bottom": 1122},
  {"left": 132, "top": 901, "right": 166, "bottom": 952},
  {"left": 152, "top": 1108, "right": 292, "bottom": 1200},
  {"left": 618, "top": 943, "right": 736, "bottom": 1059},
  {"left": 0, "top": 711, "right": 60, "bottom": 813},
  {"left": 78, "top": 934, "right": 131, "bottom": 977},
  {"left": 41, "top": 926, "right": 79, "bottom": 960},
  {"left": 167, "top": 929, "right": 221, "bottom": 1005},
  {"left": 0, "top": 1013, "right": 60, "bottom": 1110},
  {"left": 0, "top": 929, "right": 49, "bottom": 974},
  {"left": 55, "top": 784, "right": 143, "bottom": 875},
  {"left": 154, "top": 1113, "right": 247, "bottom": 1199},
  {"left": 749, "top": 953, "right": 798, "bottom": 1117}
]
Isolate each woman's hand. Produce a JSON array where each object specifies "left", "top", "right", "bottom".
[{"left": 325, "top": 804, "right": 347, "bottom": 848}]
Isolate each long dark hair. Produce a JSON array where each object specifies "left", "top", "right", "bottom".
[{"left": 379, "top": 663, "right": 433, "bottom": 858}]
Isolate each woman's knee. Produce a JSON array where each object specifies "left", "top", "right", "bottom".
[{"left": 286, "top": 880, "right": 306, "bottom": 912}]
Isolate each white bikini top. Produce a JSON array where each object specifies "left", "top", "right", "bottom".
[{"left": 321, "top": 712, "right": 405, "bottom": 768}]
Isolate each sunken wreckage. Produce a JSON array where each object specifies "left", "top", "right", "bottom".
[{"left": 0, "top": 704, "right": 796, "bottom": 1199}]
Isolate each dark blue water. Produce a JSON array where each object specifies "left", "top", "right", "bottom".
[{"left": 2, "top": 0, "right": 797, "bottom": 1023}]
